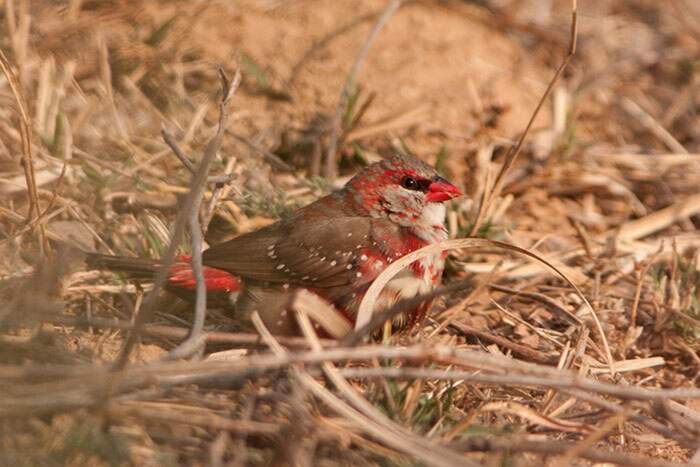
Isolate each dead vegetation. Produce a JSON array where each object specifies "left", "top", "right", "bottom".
[{"left": 1, "top": 0, "right": 700, "bottom": 465}]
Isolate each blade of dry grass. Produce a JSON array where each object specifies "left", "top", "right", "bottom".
[
  {"left": 0, "top": 47, "right": 49, "bottom": 255},
  {"left": 355, "top": 237, "right": 615, "bottom": 373},
  {"left": 469, "top": 0, "right": 578, "bottom": 236},
  {"left": 271, "top": 308, "right": 480, "bottom": 467},
  {"left": 621, "top": 97, "right": 688, "bottom": 154}
]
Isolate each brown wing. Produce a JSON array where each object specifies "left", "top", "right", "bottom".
[{"left": 202, "top": 216, "right": 395, "bottom": 288}]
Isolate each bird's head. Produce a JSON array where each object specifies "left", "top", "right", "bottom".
[{"left": 346, "top": 154, "right": 462, "bottom": 229}]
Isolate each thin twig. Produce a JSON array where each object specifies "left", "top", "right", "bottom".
[
  {"left": 448, "top": 321, "right": 557, "bottom": 364},
  {"left": 252, "top": 311, "right": 476, "bottom": 467},
  {"left": 621, "top": 97, "right": 688, "bottom": 154},
  {"left": 201, "top": 156, "right": 237, "bottom": 235},
  {"left": 113, "top": 68, "right": 240, "bottom": 368},
  {"left": 324, "top": 0, "right": 403, "bottom": 180},
  {"left": 6, "top": 344, "right": 700, "bottom": 419},
  {"left": 488, "top": 283, "right": 583, "bottom": 325},
  {"left": 38, "top": 314, "right": 335, "bottom": 348},
  {"left": 165, "top": 68, "right": 241, "bottom": 360},
  {"left": 106, "top": 402, "right": 279, "bottom": 436},
  {"left": 162, "top": 128, "right": 196, "bottom": 174},
  {"left": 554, "top": 405, "right": 634, "bottom": 466},
  {"left": 354, "top": 237, "right": 615, "bottom": 374},
  {"left": 337, "top": 366, "right": 700, "bottom": 402}
]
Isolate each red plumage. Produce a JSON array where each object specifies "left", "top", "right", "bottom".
[
  {"left": 167, "top": 256, "right": 240, "bottom": 293},
  {"left": 86, "top": 154, "right": 461, "bottom": 336}
]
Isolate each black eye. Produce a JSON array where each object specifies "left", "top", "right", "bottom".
[{"left": 401, "top": 176, "right": 419, "bottom": 190}]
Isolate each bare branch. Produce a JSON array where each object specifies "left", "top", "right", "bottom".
[
  {"left": 337, "top": 366, "right": 700, "bottom": 402},
  {"left": 162, "top": 128, "right": 196, "bottom": 174},
  {"left": 165, "top": 68, "right": 242, "bottom": 360},
  {"left": 113, "top": 68, "right": 242, "bottom": 368}
]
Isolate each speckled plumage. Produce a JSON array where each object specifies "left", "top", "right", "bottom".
[{"left": 87, "top": 154, "right": 462, "bottom": 336}]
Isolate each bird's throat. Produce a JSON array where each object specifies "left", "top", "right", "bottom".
[{"left": 411, "top": 203, "right": 448, "bottom": 244}]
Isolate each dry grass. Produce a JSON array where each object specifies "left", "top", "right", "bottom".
[{"left": 1, "top": 0, "right": 700, "bottom": 465}]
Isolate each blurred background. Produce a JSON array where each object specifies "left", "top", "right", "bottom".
[{"left": 1, "top": 0, "right": 699, "bottom": 465}]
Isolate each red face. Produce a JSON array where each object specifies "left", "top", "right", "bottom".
[
  {"left": 345, "top": 155, "right": 463, "bottom": 222},
  {"left": 395, "top": 172, "right": 462, "bottom": 203}
]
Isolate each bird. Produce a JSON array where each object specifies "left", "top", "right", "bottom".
[{"left": 87, "top": 154, "right": 462, "bottom": 336}]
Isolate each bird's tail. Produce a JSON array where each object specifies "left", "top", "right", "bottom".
[
  {"left": 85, "top": 253, "right": 241, "bottom": 298},
  {"left": 85, "top": 253, "right": 163, "bottom": 279}
]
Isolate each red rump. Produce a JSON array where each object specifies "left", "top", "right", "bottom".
[{"left": 168, "top": 255, "right": 241, "bottom": 292}]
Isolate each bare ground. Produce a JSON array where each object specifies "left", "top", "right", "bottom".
[{"left": 1, "top": 0, "right": 700, "bottom": 465}]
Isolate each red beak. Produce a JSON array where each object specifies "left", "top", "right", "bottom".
[{"left": 426, "top": 179, "right": 462, "bottom": 203}]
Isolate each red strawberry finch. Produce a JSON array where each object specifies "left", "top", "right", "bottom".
[{"left": 87, "top": 154, "right": 461, "bottom": 335}]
